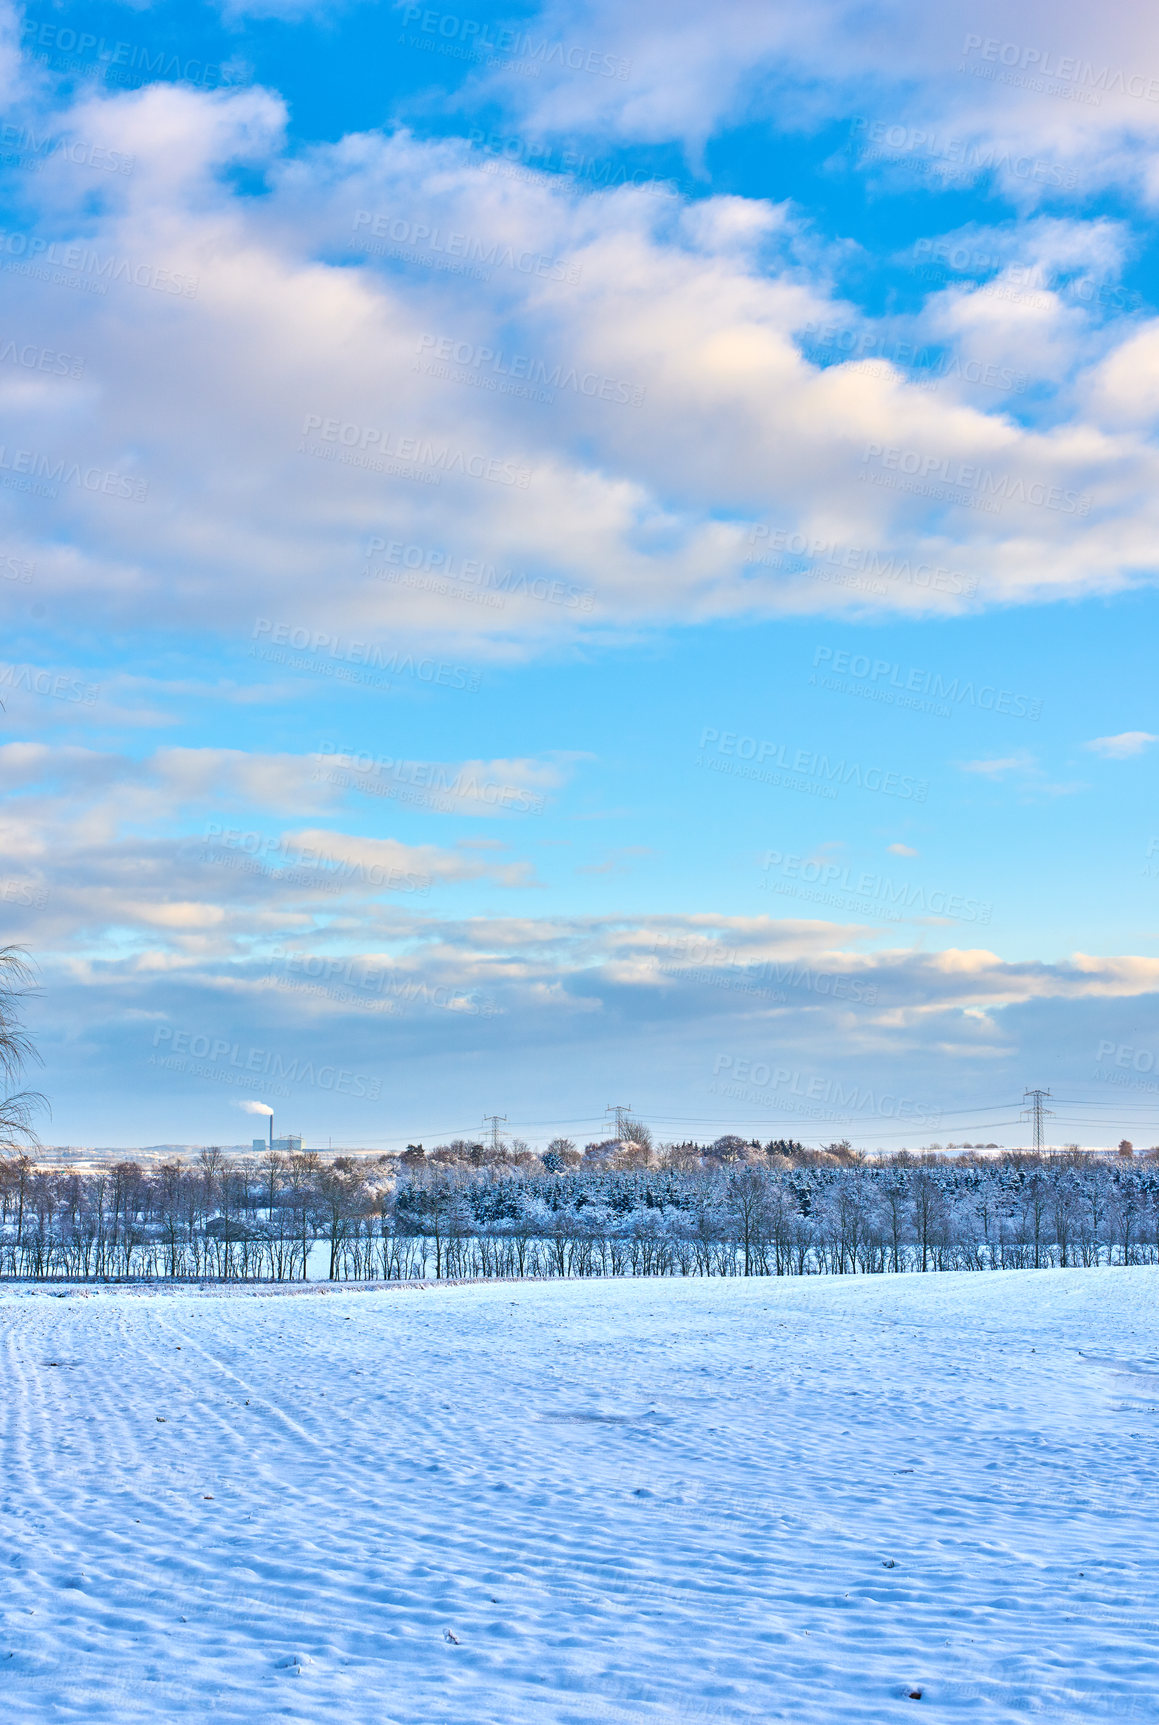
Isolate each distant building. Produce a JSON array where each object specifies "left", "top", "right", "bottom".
[{"left": 252, "top": 1135, "right": 303, "bottom": 1154}]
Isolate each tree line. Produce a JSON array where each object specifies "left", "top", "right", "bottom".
[
  {"left": 2, "top": 1138, "right": 1158, "bottom": 1282},
  {"left": 5, "top": 947, "right": 1154, "bottom": 1283}
]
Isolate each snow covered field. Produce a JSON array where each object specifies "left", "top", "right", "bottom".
[{"left": 2, "top": 1270, "right": 1157, "bottom": 1724}]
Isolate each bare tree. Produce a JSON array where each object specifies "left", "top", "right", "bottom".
[
  {"left": 288, "top": 1150, "right": 321, "bottom": 1277},
  {"left": 911, "top": 1171, "right": 942, "bottom": 1272},
  {"left": 317, "top": 1163, "right": 368, "bottom": 1280},
  {"left": 543, "top": 1138, "right": 579, "bottom": 1170},
  {"left": 620, "top": 1118, "right": 653, "bottom": 1152},
  {"left": 726, "top": 1167, "right": 770, "bottom": 1276},
  {"left": 0, "top": 948, "right": 46, "bottom": 1152},
  {"left": 260, "top": 1147, "right": 286, "bottom": 1217}
]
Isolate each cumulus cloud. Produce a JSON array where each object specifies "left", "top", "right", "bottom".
[
  {"left": 0, "top": 69, "right": 1156, "bottom": 660},
  {"left": 468, "top": 0, "right": 1159, "bottom": 203},
  {"left": 28, "top": 898, "right": 1159, "bottom": 1142},
  {"left": 0, "top": 741, "right": 555, "bottom": 970},
  {"left": 5, "top": 2, "right": 1159, "bottom": 1144},
  {"left": 1084, "top": 730, "right": 1158, "bottom": 757}
]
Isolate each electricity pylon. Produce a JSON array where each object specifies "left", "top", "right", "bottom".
[
  {"left": 606, "top": 1103, "right": 632, "bottom": 1140},
  {"left": 1021, "top": 1088, "right": 1053, "bottom": 1153}
]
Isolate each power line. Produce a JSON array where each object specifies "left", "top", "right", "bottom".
[
  {"left": 1052, "top": 1098, "right": 1159, "bottom": 1111},
  {"left": 300, "top": 1095, "right": 1159, "bottom": 1157}
]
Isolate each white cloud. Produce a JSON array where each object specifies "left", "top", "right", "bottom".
[
  {"left": 34, "top": 905, "right": 1159, "bottom": 1075},
  {"left": 0, "top": 75, "right": 1157, "bottom": 657},
  {"left": 470, "top": 0, "right": 1159, "bottom": 204},
  {"left": 959, "top": 751, "right": 1036, "bottom": 777},
  {"left": 0, "top": 742, "right": 560, "bottom": 964},
  {"left": 283, "top": 828, "right": 538, "bottom": 887},
  {"left": 1084, "top": 730, "right": 1159, "bottom": 757},
  {"left": 5, "top": 1, "right": 1158, "bottom": 1144}
]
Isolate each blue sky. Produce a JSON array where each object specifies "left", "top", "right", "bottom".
[{"left": 4, "top": 0, "right": 1159, "bottom": 1150}]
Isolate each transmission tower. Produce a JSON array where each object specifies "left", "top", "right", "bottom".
[
  {"left": 1021, "top": 1088, "right": 1054, "bottom": 1153},
  {"left": 482, "top": 1113, "right": 507, "bottom": 1154},
  {"left": 606, "top": 1103, "right": 633, "bottom": 1140}
]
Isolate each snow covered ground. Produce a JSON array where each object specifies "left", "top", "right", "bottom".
[{"left": 2, "top": 1270, "right": 1157, "bottom": 1724}]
